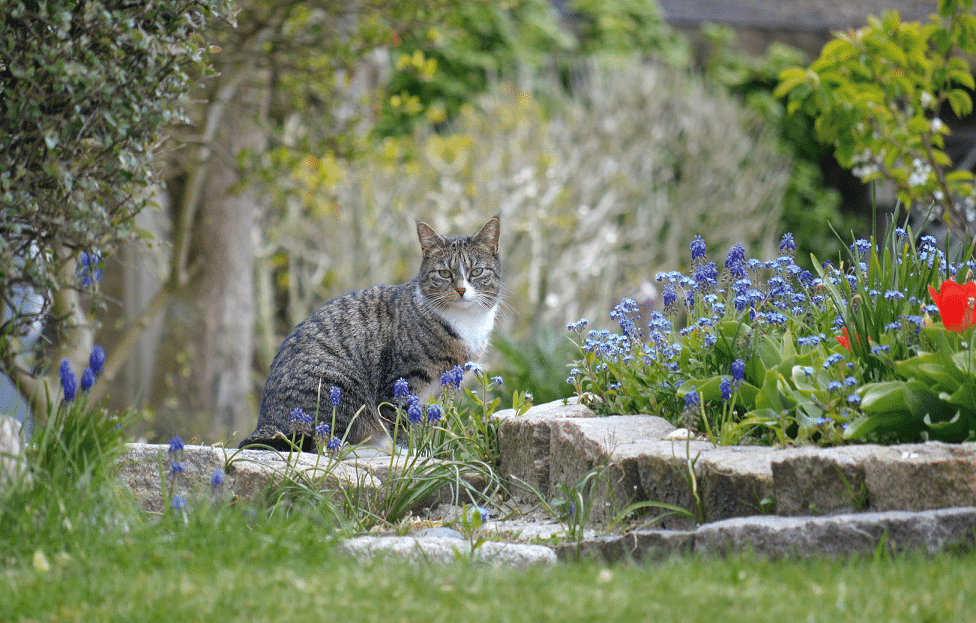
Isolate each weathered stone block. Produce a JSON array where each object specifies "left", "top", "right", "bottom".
[
  {"left": 863, "top": 443, "right": 976, "bottom": 512},
  {"left": 771, "top": 446, "right": 873, "bottom": 516},
  {"left": 695, "top": 506, "right": 976, "bottom": 558},
  {"left": 548, "top": 416, "right": 678, "bottom": 524},
  {"left": 118, "top": 443, "right": 377, "bottom": 513},
  {"left": 555, "top": 529, "right": 695, "bottom": 563},
  {"left": 698, "top": 447, "right": 775, "bottom": 523},
  {"left": 495, "top": 398, "right": 597, "bottom": 497},
  {"left": 633, "top": 440, "right": 713, "bottom": 530}
]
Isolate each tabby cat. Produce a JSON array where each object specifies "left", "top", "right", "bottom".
[{"left": 239, "top": 216, "right": 501, "bottom": 452}]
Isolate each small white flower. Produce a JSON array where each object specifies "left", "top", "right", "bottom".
[
  {"left": 931, "top": 118, "right": 944, "bottom": 133},
  {"left": 920, "top": 91, "right": 933, "bottom": 108}
]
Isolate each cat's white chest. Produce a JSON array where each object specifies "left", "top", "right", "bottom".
[{"left": 436, "top": 303, "right": 497, "bottom": 357}]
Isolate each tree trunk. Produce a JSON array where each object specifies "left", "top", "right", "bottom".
[{"left": 150, "top": 75, "right": 266, "bottom": 445}]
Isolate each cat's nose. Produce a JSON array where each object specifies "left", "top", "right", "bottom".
[{"left": 456, "top": 286, "right": 466, "bottom": 296}]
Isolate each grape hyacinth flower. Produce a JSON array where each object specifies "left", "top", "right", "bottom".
[
  {"left": 171, "top": 495, "right": 187, "bottom": 510},
  {"left": 76, "top": 250, "right": 103, "bottom": 287},
  {"left": 426, "top": 404, "right": 442, "bottom": 424},
  {"left": 441, "top": 365, "right": 464, "bottom": 389},
  {"left": 720, "top": 377, "right": 732, "bottom": 403},
  {"left": 89, "top": 345, "right": 105, "bottom": 378},
  {"left": 690, "top": 235, "right": 707, "bottom": 262},
  {"left": 731, "top": 359, "right": 746, "bottom": 386},
  {"left": 168, "top": 435, "right": 185, "bottom": 454},
  {"left": 80, "top": 367, "right": 96, "bottom": 392},
  {"left": 407, "top": 394, "right": 423, "bottom": 425},
  {"left": 330, "top": 385, "right": 341, "bottom": 406},
  {"left": 59, "top": 358, "right": 77, "bottom": 403},
  {"left": 394, "top": 377, "right": 410, "bottom": 401},
  {"left": 288, "top": 408, "right": 313, "bottom": 435},
  {"left": 315, "top": 422, "right": 331, "bottom": 442},
  {"left": 211, "top": 468, "right": 225, "bottom": 488}
]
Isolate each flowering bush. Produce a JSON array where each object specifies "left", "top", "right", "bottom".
[{"left": 567, "top": 225, "right": 976, "bottom": 445}]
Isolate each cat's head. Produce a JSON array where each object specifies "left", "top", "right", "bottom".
[{"left": 416, "top": 216, "right": 501, "bottom": 312}]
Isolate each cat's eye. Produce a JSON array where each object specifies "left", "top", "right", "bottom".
[
  {"left": 438, "top": 269, "right": 452, "bottom": 279},
  {"left": 470, "top": 268, "right": 484, "bottom": 277}
]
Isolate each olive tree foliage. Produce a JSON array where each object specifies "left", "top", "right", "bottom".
[
  {"left": 0, "top": 0, "right": 234, "bottom": 413},
  {"left": 777, "top": 1, "right": 976, "bottom": 246}
]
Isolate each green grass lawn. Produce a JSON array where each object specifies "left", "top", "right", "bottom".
[
  {"left": 2, "top": 501, "right": 973, "bottom": 623},
  {"left": 4, "top": 408, "right": 973, "bottom": 623}
]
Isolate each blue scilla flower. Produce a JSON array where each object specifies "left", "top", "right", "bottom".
[
  {"left": 441, "top": 365, "right": 464, "bottom": 389},
  {"left": 394, "top": 377, "right": 409, "bottom": 401},
  {"left": 823, "top": 354, "right": 845, "bottom": 369},
  {"left": 211, "top": 468, "right": 225, "bottom": 487},
  {"left": 843, "top": 376, "right": 858, "bottom": 387},
  {"left": 684, "top": 387, "right": 699, "bottom": 410},
  {"left": 883, "top": 290, "right": 904, "bottom": 300},
  {"left": 766, "top": 312, "right": 787, "bottom": 325},
  {"left": 490, "top": 376, "right": 503, "bottom": 386},
  {"left": 610, "top": 298, "right": 639, "bottom": 320},
  {"left": 779, "top": 232, "right": 796, "bottom": 252},
  {"left": 330, "top": 385, "right": 341, "bottom": 406},
  {"left": 648, "top": 311, "right": 673, "bottom": 334},
  {"left": 871, "top": 344, "right": 891, "bottom": 355},
  {"left": 895, "top": 227, "right": 907, "bottom": 238},
  {"left": 827, "top": 380, "right": 842, "bottom": 391},
  {"left": 567, "top": 318, "right": 588, "bottom": 333},
  {"left": 720, "top": 377, "right": 732, "bottom": 402},
  {"left": 464, "top": 361, "right": 483, "bottom": 374},
  {"left": 847, "top": 393, "right": 861, "bottom": 404},
  {"left": 426, "top": 404, "right": 442, "bottom": 423},
  {"left": 851, "top": 239, "right": 871, "bottom": 256},
  {"left": 407, "top": 394, "right": 423, "bottom": 424},
  {"left": 797, "top": 334, "right": 823, "bottom": 347},
  {"left": 168, "top": 435, "right": 184, "bottom": 453},
  {"left": 59, "top": 358, "right": 77, "bottom": 403},
  {"left": 690, "top": 235, "right": 707, "bottom": 262}
]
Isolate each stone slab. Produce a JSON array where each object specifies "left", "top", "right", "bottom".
[
  {"left": 555, "top": 529, "right": 695, "bottom": 563},
  {"left": 695, "top": 506, "right": 976, "bottom": 558},
  {"left": 337, "top": 535, "right": 556, "bottom": 567}
]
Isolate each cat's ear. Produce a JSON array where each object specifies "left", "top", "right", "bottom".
[
  {"left": 417, "top": 221, "right": 446, "bottom": 257},
  {"left": 472, "top": 215, "right": 500, "bottom": 254}
]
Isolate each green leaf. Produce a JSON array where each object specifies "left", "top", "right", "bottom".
[{"left": 858, "top": 381, "right": 910, "bottom": 413}]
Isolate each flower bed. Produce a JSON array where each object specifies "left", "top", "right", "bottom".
[{"left": 566, "top": 225, "right": 976, "bottom": 446}]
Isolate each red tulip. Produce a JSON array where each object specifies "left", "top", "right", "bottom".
[
  {"left": 836, "top": 327, "right": 851, "bottom": 350},
  {"left": 835, "top": 326, "right": 865, "bottom": 350},
  {"left": 928, "top": 280, "right": 976, "bottom": 332}
]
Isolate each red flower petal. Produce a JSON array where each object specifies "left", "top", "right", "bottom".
[{"left": 929, "top": 280, "right": 976, "bottom": 332}]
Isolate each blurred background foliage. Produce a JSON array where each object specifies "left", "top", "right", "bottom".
[{"left": 4, "top": 0, "right": 873, "bottom": 440}]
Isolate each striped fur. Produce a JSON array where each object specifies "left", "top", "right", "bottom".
[{"left": 239, "top": 216, "right": 501, "bottom": 451}]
